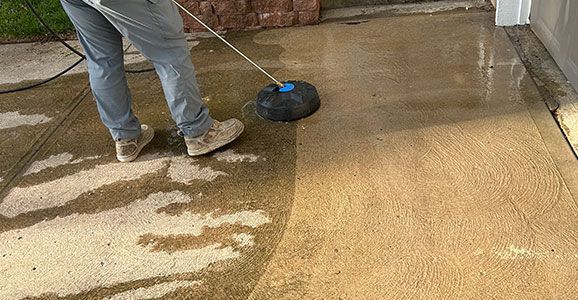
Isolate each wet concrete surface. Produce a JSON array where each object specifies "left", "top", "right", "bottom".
[
  {"left": 249, "top": 10, "right": 578, "bottom": 299},
  {"left": 1, "top": 30, "right": 296, "bottom": 299},
  {"left": 505, "top": 25, "right": 578, "bottom": 157},
  {"left": 1, "top": 8, "right": 578, "bottom": 300},
  {"left": 0, "top": 74, "right": 89, "bottom": 192},
  {"left": 0, "top": 39, "right": 202, "bottom": 85}
]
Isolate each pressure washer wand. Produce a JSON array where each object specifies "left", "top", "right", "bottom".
[{"left": 171, "top": 0, "right": 285, "bottom": 88}]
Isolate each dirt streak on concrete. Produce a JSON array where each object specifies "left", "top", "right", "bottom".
[
  {"left": 0, "top": 30, "right": 297, "bottom": 299},
  {"left": 0, "top": 73, "right": 89, "bottom": 194}
]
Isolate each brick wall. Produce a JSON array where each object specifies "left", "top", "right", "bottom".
[{"left": 177, "top": 0, "right": 321, "bottom": 32}]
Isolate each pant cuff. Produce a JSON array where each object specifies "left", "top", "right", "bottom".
[{"left": 178, "top": 118, "right": 214, "bottom": 138}]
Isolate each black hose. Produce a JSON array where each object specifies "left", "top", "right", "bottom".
[
  {"left": 24, "top": 0, "right": 85, "bottom": 59},
  {"left": 0, "top": 0, "right": 154, "bottom": 95},
  {"left": 0, "top": 58, "right": 84, "bottom": 95},
  {"left": 126, "top": 67, "right": 156, "bottom": 73}
]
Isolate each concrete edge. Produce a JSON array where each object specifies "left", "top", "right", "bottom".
[
  {"left": 505, "top": 25, "right": 578, "bottom": 158},
  {"left": 321, "top": 0, "right": 493, "bottom": 22},
  {"left": 522, "top": 75, "right": 578, "bottom": 206}
]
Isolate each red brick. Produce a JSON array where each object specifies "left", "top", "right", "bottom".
[
  {"left": 219, "top": 14, "right": 244, "bottom": 29},
  {"left": 292, "top": 11, "right": 300, "bottom": 25},
  {"left": 258, "top": 12, "right": 298, "bottom": 27},
  {"left": 298, "top": 11, "right": 319, "bottom": 25},
  {"left": 212, "top": 0, "right": 250, "bottom": 15},
  {"left": 178, "top": 0, "right": 201, "bottom": 15},
  {"left": 252, "top": 0, "right": 292, "bottom": 13},
  {"left": 217, "top": 13, "right": 260, "bottom": 30},
  {"left": 244, "top": 13, "right": 260, "bottom": 27},
  {"left": 184, "top": 14, "right": 219, "bottom": 32},
  {"left": 293, "top": 0, "right": 319, "bottom": 12},
  {"left": 199, "top": 1, "right": 214, "bottom": 15}
]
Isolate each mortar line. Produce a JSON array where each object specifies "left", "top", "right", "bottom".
[{"left": 0, "top": 84, "right": 91, "bottom": 201}]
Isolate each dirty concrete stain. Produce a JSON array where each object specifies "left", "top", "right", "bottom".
[
  {"left": 0, "top": 72, "right": 88, "bottom": 188},
  {"left": 167, "top": 156, "right": 228, "bottom": 183},
  {"left": 0, "top": 190, "right": 270, "bottom": 299},
  {"left": 0, "top": 154, "right": 171, "bottom": 218},
  {"left": 1, "top": 23, "right": 296, "bottom": 299},
  {"left": 103, "top": 280, "right": 202, "bottom": 300},
  {"left": 138, "top": 224, "right": 262, "bottom": 253},
  {"left": 213, "top": 149, "right": 260, "bottom": 163},
  {"left": 505, "top": 25, "right": 578, "bottom": 156},
  {"left": 24, "top": 153, "right": 74, "bottom": 176},
  {"left": 1, "top": 153, "right": 243, "bottom": 217},
  {"left": 0, "top": 39, "right": 200, "bottom": 85},
  {"left": 0, "top": 111, "right": 51, "bottom": 130},
  {"left": 23, "top": 152, "right": 102, "bottom": 176}
]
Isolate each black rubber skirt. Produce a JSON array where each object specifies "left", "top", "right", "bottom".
[{"left": 256, "top": 81, "right": 320, "bottom": 121}]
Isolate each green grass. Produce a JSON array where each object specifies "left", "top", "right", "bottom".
[{"left": 0, "top": 0, "right": 74, "bottom": 40}]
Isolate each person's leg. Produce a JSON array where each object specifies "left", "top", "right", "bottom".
[
  {"left": 60, "top": 0, "right": 141, "bottom": 141},
  {"left": 86, "top": 0, "right": 213, "bottom": 137}
]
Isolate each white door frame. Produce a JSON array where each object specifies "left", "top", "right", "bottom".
[{"left": 494, "top": 0, "right": 532, "bottom": 26}]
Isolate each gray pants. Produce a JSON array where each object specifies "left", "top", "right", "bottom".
[{"left": 60, "top": 0, "right": 213, "bottom": 141}]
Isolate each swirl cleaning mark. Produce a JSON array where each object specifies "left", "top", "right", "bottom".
[
  {"left": 0, "top": 111, "right": 51, "bottom": 130},
  {"left": 0, "top": 191, "right": 271, "bottom": 299}
]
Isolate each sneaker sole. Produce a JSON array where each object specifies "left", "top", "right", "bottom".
[
  {"left": 187, "top": 122, "right": 244, "bottom": 156},
  {"left": 117, "top": 129, "right": 155, "bottom": 163}
]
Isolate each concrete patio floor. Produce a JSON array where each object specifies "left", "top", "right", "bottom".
[{"left": 1, "top": 8, "right": 578, "bottom": 300}]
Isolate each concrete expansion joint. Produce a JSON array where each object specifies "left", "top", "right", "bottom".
[{"left": 0, "top": 85, "right": 91, "bottom": 199}]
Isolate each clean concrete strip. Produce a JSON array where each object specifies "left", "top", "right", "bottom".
[
  {"left": 23, "top": 152, "right": 101, "bottom": 175},
  {"left": 322, "top": 0, "right": 490, "bottom": 21},
  {"left": 167, "top": 156, "right": 228, "bottom": 183},
  {"left": 213, "top": 149, "right": 260, "bottom": 163},
  {"left": 0, "top": 154, "right": 170, "bottom": 217},
  {"left": 250, "top": 11, "right": 578, "bottom": 299},
  {"left": 0, "top": 111, "right": 51, "bottom": 130}
]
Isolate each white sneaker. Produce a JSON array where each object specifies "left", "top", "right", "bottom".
[
  {"left": 185, "top": 119, "right": 244, "bottom": 156},
  {"left": 115, "top": 124, "right": 155, "bottom": 162}
]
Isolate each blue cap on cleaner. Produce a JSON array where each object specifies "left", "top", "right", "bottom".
[{"left": 279, "top": 83, "right": 295, "bottom": 93}]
